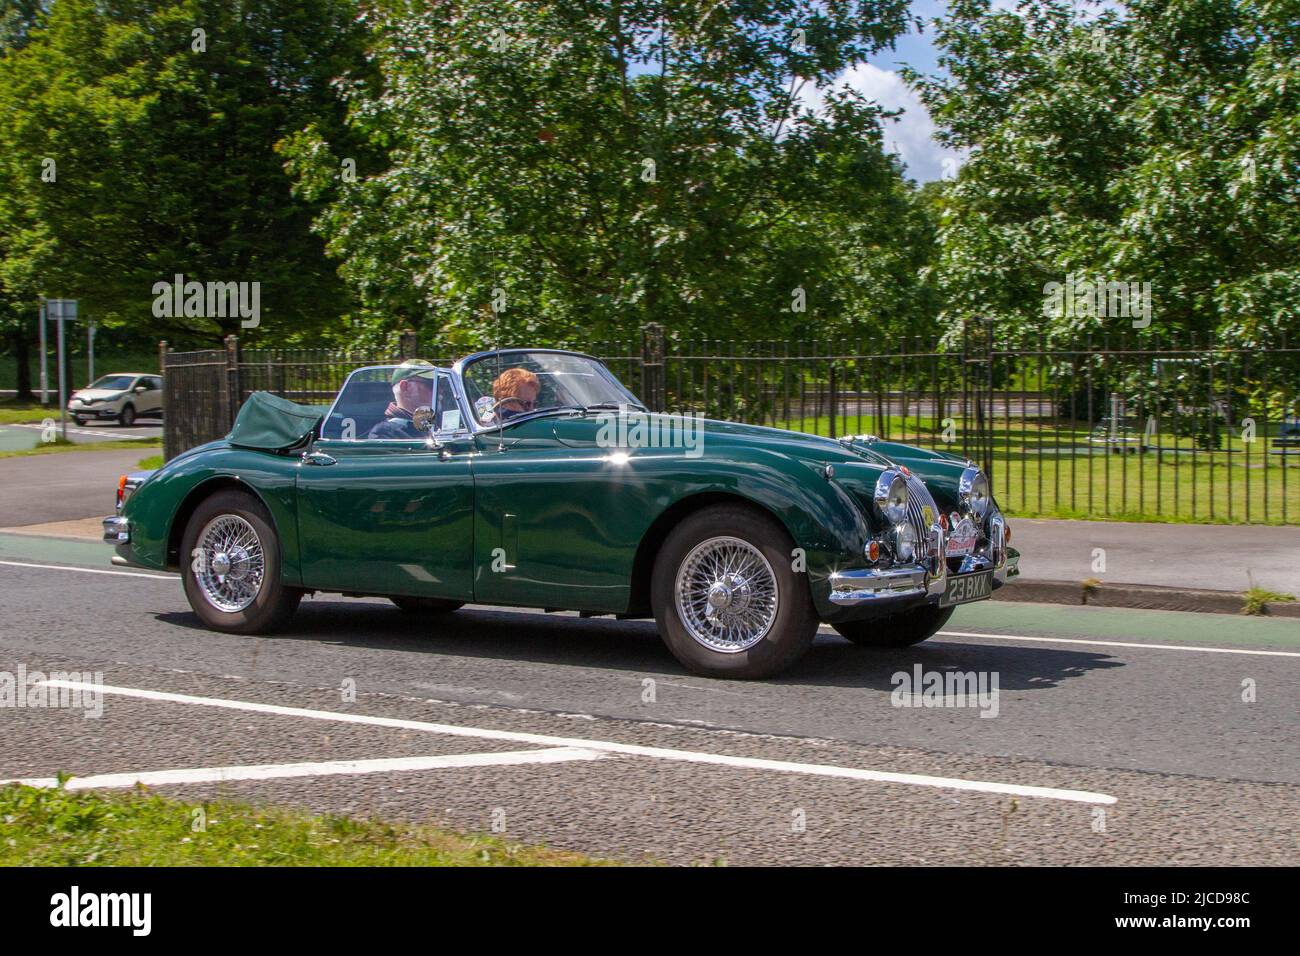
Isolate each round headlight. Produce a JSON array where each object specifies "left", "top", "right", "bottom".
[
  {"left": 958, "top": 466, "right": 991, "bottom": 519},
  {"left": 895, "top": 522, "right": 917, "bottom": 562},
  {"left": 873, "top": 470, "right": 909, "bottom": 525}
]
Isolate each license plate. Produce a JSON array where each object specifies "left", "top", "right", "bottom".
[{"left": 940, "top": 570, "right": 993, "bottom": 607}]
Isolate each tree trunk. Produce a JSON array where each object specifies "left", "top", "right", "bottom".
[{"left": 11, "top": 319, "right": 34, "bottom": 401}]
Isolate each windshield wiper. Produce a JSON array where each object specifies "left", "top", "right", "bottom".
[{"left": 581, "top": 402, "right": 648, "bottom": 413}]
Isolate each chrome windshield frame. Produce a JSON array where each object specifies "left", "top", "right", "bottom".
[{"left": 451, "top": 348, "right": 643, "bottom": 435}]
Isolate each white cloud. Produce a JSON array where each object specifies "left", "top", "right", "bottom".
[{"left": 802, "top": 63, "right": 964, "bottom": 184}]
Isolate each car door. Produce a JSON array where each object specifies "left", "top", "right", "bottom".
[
  {"left": 470, "top": 415, "right": 674, "bottom": 613},
  {"left": 139, "top": 377, "right": 163, "bottom": 415},
  {"left": 294, "top": 368, "right": 475, "bottom": 600}
]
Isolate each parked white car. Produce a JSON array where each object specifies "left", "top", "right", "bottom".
[{"left": 67, "top": 373, "right": 163, "bottom": 427}]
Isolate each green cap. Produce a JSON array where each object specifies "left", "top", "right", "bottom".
[{"left": 391, "top": 360, "right": 436, "bottom": 384}]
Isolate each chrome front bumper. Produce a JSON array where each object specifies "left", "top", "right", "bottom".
[
  {"left": 828, "top": 542, "right": 1020, "bottom": 608},
  {"left": 102, "top": 516, "right": 130, "bottom": 543},
  {"left": 827, "top": 565, "right": 929, "bottom": 605}
]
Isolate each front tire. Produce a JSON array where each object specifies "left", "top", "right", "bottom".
[
  {"left": 181, "top": 489, "right": 301, "bottom": 634},
  {"left": 72, "top": 414, "right": 86, "bottom": 426},
  {"left": 651, "top": 504, "right": 818, "bottom": 679},
  {"left": 833, "top": 604, "right": 955, "bottom": 648}
]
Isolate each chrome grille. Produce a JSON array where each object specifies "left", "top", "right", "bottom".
[{"left": 903, "top": 474, "right": 940, "bottom": 566}]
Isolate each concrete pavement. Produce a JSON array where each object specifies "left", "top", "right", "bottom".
[{"left": 1008, "top": 517, "right": 1300, "bottom": 596}]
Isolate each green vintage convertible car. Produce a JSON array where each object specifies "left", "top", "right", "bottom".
[{"left": 104, "top": 349, "right": 1018, "bottom": 679}]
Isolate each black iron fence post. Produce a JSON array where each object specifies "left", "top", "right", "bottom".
[
  {"left": 641, "top": 322, "right": 666, "bottom": 412},
  {"left": 159, "top": 340, "right": 173, "bottom": 461},
  {"left": 223, "top": 334, "right": 241, "bottom": 430}
]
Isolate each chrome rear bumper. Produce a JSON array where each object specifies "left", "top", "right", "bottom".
[{"left": 103, "top": 516, "right": 130, "bottom": 543}]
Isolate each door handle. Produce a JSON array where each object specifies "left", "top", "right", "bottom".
[{"left": 302, "top": 451, "right": 337, "bottom": 467}]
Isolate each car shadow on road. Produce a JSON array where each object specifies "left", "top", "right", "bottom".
[{"left": 157, "top": 599, "right": 1124, "bottom": 691}]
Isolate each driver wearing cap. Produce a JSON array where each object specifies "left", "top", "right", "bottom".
[{"left": 368, "top": 360, "right": 436, "bottom": 439}]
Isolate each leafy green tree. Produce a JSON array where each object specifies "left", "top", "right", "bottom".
[
  {"left": 283, "top": 0, "right": 936, "bottom": 349},
  {"left": 0, "top": 0, "right": 370, "bottom": 367},
  {"left": 909, "top": 0, "right": 1299, "bottom": 349}
]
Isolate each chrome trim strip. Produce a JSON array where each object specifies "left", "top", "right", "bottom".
[{"left": 995, "top": 547, "right": 1020, "bottom": 584}]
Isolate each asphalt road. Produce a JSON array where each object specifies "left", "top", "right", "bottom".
[
  {"left": 0, "top": 419, "right": 162, "bottom": 451},
  {"left": 0, "top": 536, "right": 1296, "bottom": 866}
]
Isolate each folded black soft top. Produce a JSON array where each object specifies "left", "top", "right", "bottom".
[{"left": 226, "top": 391, "right": 326, "bottom": 452}]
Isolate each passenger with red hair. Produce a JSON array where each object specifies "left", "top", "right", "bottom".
[{"left": 492, "top": 367, "right": 541, "bottom": 420}]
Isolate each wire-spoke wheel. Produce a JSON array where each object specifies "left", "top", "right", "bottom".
[
  {"left": 194, "top": 514, "right": 265, "bottom": 612},
  {"left": 652, "top": 504, "right": 818, "bottom": 680},
  {"left": 181, "top": 489, "right": 301, "bottom": 634},
  {"left": 674, "top": 536, "right": 778, "bottom": 653}
]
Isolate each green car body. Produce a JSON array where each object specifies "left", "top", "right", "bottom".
[{"left": 104, "top": 350, "right": 1018, "bottom": 676}]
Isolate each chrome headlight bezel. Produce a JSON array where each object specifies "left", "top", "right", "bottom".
[
  {"left": 958, "top": 466, "right": 991, "bottom": 520},
  {"left": 873, "top": 470, "right": 909, "bottom": 525},
  {"left": 894, "top": 522, "right": 918, "bottom": 563}
]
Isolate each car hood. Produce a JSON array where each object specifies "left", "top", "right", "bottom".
[
  {"left": 72, "top": 388, "right": 125, "bottom": 400},
  {"left": 553, "top": 413, "right": 963, "bottom": 474}
]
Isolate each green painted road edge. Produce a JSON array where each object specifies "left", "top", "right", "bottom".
[
  {"left": 3, "top": 531, "right": 1297, "bottom": 650},
  {"left": 0, "top": 532, "right": 126, "bottom": 567},
  {"left": 948, "top": 600, "right": 1300, "bottom": 649}
]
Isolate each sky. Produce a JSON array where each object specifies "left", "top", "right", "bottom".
[
  {"left": 836, "top": 0, "right": 1119, "bottom": 182},
  {"left": 843, "top": 0, "right": 955, "bottom": 183}
]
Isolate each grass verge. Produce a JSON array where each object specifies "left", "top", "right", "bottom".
[
  {"left": 1241, "top": 587, "right": 1297, "bottom": 616},
  {"left": 0, "top": 783, "right": 612, "bottom": 866}
]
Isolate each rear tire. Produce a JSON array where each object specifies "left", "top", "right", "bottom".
[
  {"left": 119, "top": 404, "right": 136, "bottom": 427},
  {"left": 833, "top": 604, "right": 955, "bottom": 648},
  {"left": 180, "top": 489, "right": 301, "bottom": 634},
  {"left": 651, "top": 504, "right": 817, "bottom": 679},
  {"left": 390, "top": 596, "right": 464, "bottom": 615}
]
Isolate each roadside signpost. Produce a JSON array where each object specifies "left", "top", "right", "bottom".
[
  {"left": 38, "top": 299, "right": 48, "bottom": 405},
  {"left": 46, "top": 299, "right": 78, "bottom": 441}
]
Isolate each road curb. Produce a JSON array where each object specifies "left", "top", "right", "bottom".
[{"left": 994, "top": 578, "right": 1300, "bottom": 618}]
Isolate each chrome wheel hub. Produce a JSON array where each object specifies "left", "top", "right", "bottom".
[
  {"left": 675, "top": 536, "right": 778, "bottom": 653},
  {"left": 194, "top": 515, "right": 264, "bottom": 613}
]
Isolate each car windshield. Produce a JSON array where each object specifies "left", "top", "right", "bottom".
[
  {"left": 461, "top": 352, "right": 643, "bottom": 426},
  {"left": 87, "top": 375, "right": 135, "bottom": 391}
]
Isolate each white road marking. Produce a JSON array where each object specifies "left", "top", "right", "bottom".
[
  {"left": 8, "top": 422, "right": 159, "bottom": 439},
  {"left": 937, "top": 630, "right": 1300, "bottom": 659},
  {"left": 0, "top": 559, "right": 173, "bottom": 580},
  {"left": 40, "top": 680, "right": 1117, "bottom": 805},
  {"left": 2, "top": 747, "right": 610, "bottom": 791}
]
